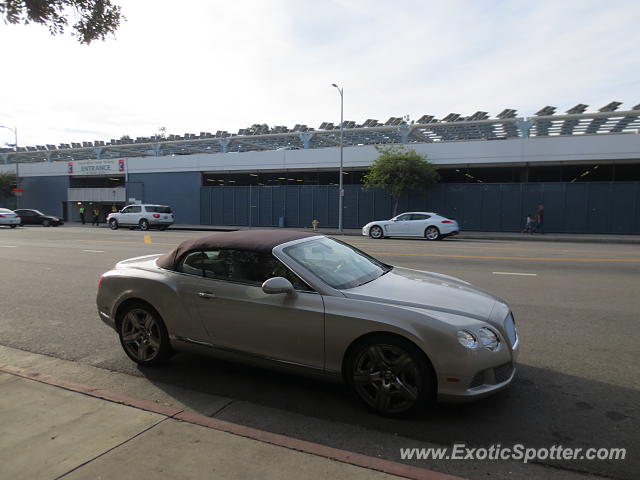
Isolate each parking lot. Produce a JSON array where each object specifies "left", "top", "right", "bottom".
[{"left": 0, "top": 226, "right": 638, "bottom": 479}]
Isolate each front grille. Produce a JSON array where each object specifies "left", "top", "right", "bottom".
[
  {"left": 494, "top": 362, "right": 514, "bottom": 383},
  {"left": 504, "top": 313, "right": 518, "bottom": 347}
]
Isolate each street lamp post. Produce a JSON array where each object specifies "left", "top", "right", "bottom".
[
  {"left": 0, "top": 125, "right": 19, "bottom": 208},
  {"left": 331, "top": 84, "right": 344, "bottom": 233}
]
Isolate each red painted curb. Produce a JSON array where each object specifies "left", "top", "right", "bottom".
[{"left": 0, "top": 364, "right": 464, "bottom": 480}]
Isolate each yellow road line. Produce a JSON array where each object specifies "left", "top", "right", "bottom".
[
  {"left": 367, "top": 252, "right": 640, "bottom": 263},
  {"left": 144, "top": 235, "right": 152, "bottom": 244}
]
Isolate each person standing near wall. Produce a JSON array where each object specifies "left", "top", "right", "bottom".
[
  {"left": 79, "top": 205, "right": 86, "bottom": 225},
  {"left": 534, "top": 204, "right": 545, "bottom": 234},
  {"left": 92, "top": 207, "right": 100, "bottom": 226}
]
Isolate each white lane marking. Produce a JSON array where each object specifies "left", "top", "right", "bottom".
[
  {"left": 82, "top": 249, "right": 105, "bottom": 253},
  {"left": 0, "top": 245, "right": 17, "bottom": 248},
  {"left": 492, "top": 271, "right": 537, "bottom": 276}
]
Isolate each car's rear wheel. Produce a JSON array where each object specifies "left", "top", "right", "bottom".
[
  {"left": 42, "top": 219, "right": 51, "bottom": 227},
  {"left": 345, "top": 335, "right": 434, "bottom": 416},
  {"left": 424, "top": 226, "right": 440, "bottom": 241},
  {"left": 118, "top": 302, "right": 171, "bottom": 366},
  {"left": 369, "top": 225, "right": 384, "bottom": 239},
  {"left": 109, "top": 219, "right": 119, "bottom": 230},
  {"left": 139, "top": 219, "right": 150, "bottom": 231},
  {"left": 10, "top": 224, "right": 17, "bottom": 229}
]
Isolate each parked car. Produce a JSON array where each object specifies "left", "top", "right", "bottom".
[
  {"left": 97, "top": 230, "right": 518, "bottom": 416},
  {"left": 107, "top": 204, "right": 174, "bottom": 231},
  {"left": 362, "top": 212, "right": 459, "bottom": 240},
  {"left": 14, "top": 209, "right": 64, "bottom": 227},
  {"left": 0, "top": 208, "right": 20, "bottom": 228}
]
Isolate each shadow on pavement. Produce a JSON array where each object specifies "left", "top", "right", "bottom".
[{"left": 137, "top": 353, "right": 638, "bottom": 480}]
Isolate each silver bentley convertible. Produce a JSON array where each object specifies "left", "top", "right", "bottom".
[{"left": 97, "top": 230, "right": 518, "bottom": 416}]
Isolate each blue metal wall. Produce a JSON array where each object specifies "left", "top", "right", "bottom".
[
  {"left": 201, "top": 182, "right": 640, "bottom": 234},
  {"left": 128, "top": 172, "right": 201, "bottom": 224},
  {"left": 16, "top": 175, "right": 69, "bottom": 218}
]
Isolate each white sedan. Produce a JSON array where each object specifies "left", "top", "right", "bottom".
[
  {"left": 0, "top": 208, "right": 20, "bottom": 228},
  {"left": 362, "top": 212, "right": 459, "bottom": 240}
]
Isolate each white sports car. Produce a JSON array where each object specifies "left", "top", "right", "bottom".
[
  {"left": 362, "top": 212, "right": 460, "bottom": 240},
  {"left": 0, "top": 208, "right": 20, "bottom": 228}
]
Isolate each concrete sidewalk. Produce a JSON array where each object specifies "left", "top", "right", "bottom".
[{"left": 0, "top": 366, "right": 459, "bottom": 480}]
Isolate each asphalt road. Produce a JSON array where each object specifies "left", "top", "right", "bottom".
[{"left": 0, "top": 225, "right": 638, "bottom": 479}]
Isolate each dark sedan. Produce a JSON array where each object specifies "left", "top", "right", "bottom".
[{"left": 14, "top": 209, "right": 64, "bottom": 227}]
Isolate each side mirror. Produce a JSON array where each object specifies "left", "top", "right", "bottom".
[{"left": 262, "top": 277, "right": 295, "bottom": 295}]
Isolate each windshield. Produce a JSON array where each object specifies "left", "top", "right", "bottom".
[{"left": 284, "top": 237, "right": 391, "bottom": 290}]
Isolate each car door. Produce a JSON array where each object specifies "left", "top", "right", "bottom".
[
  {"left": 175, "top": 249, "right": 325, "bottom": 370},
  {"left": 408, "top": 213, "right": 431, "bottom": 236},
  {"left": 17, "top": 210, "right": 35, "bottom": 224},
  {"left": 385, "top": 213, "right": 412, "bottom": 236}
]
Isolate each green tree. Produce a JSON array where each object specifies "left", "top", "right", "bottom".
[
  {"left": 0, "top": 0, "right": 123, "bottom": 44},
  {"left": 363, "top": 146, "right": 440, "bottom": 216},
  {"left": 0, "top": 172, "right": 17, "bottom": 199}
]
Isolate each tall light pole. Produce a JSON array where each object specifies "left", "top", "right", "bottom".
[
  {"left": 0, "top": 125, "right": 19, "bottom": 208},
  {"left": 331, "top": 84, "right": 344, "bottom": 233}
]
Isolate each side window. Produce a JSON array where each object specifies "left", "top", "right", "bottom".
[
  {"left": 121, "top": 206, "right": 132, "bottom": 214},
  {"left": 411, "top": 214, "right": 430, "bottom": 220},
  {"left": 178, "top": 251, "right": 208, "bottom": 276},
  {"left": 130, "top": 206, "right": 142, "bottom": 213},
  {"left": 395, "top": 214, "right": 411, "bottom": 221}
]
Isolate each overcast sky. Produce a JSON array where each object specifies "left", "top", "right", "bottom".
[{"left": 1, "top": 0, "right": 639, "bottom": 147}]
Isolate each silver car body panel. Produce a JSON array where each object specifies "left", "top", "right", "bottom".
[{"left": 97, "top": 237, "right": 518, "bottom": 402}]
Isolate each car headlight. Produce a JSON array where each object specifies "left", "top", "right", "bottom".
[
  {"left": 478, "top": 327, "right": 500, "bottom": 351},
  {"left": 457, "top": 330, "right": 478, "bottom": 349}
]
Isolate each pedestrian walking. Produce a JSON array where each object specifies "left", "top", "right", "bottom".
[
  {"left": 533, "top": 204, "right": 545, "bottom": 233},
  {"left": 79, "top": 205, "right": 86, "bottom": 225},
  {"left": 521, "top": 213, "right": 534, "bottom": 233},
  {"left": 92, "top": 207, "right": 100, "bottom": 226}
]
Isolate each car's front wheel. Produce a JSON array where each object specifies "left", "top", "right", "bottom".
[
  {"left": 10, "top": 224, "right": 17, "bottom": 229},
  {"left": 424, "top": 226, "right": 440, "bottom": 241},
  {"left": 109, "top": 219, "right": 119, "bottom": 230},
  {"left": 345, "top": 335, "right": 434, "bottom": 416},
  {"left": 139, "top": 219, "right": 150, "bottom": 231},
  {"left": 118, "top": 302, "right": 171, "bottom": 366},
  {"left": 42, "top": 219, "right": 51, "bottom": 227},
  {"left": 369, "top": 225, "right": 384, "bottom": 239}
]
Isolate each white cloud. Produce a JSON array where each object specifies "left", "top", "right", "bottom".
[{"left": 1, "top": 0, "right": 639, "bottom": 147}]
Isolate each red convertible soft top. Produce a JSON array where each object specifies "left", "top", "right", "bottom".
[{"left": 156, "top": 229, "right": 319, "bottom": 271}]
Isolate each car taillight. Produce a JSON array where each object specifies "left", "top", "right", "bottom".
[
  {"left": 441, "top": 220, "right": 454, "bottom": 223},
  {"left": 98, "top": 276, "right": 104, "bottom": 289},
  {"left": 0, "top": 215, "right": 4, "bottom": 218},
  {"left": 153, "top": 213, "right": 160, "bottom": 218}
]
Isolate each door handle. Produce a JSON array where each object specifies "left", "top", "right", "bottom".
[{"left": 197, "top": 292, "right": 217, "bottom": 299}]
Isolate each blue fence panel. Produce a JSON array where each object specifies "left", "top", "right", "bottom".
[{"left": 200, "top": 182, "right": 640, "bottom": 234}]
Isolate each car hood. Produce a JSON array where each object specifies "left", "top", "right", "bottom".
[{"left": 342, "top": 266, "right": 498, "bottom": 321}]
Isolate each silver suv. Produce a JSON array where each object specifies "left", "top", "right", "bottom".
[{"left": 107, "top": 204, "right": 174, "bottom": 231}]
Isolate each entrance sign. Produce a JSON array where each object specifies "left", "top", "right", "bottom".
[{"left": 68, "top": 159, "right": 126, "bottom": 176}]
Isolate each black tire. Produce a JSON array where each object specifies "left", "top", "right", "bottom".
[
  {"left": 139, "top": 219, "right": 150, "bottom": 231},
  {"left": 424, "top": 226, "right": 440, "bottom": 241},
  {"left": 369, "top": 225, "right": 384, "bottom": 239},
  {"left": 42, "top": 219, "right": 51, "bottom": 227},
  {"left": 117, "top": 302, "right": 172, "bottom": 366},
  {"left": 109, "top": 219, "right": 119, "bottom": 230},
  {"left": 345, "top": 335, "right": 434, "bottom": 417},
  {"left": 10, "top": 224, "right": 17, "bottom": 229},
  {"left": 159, "top": 226, "right": 168, "bottom": 231}
]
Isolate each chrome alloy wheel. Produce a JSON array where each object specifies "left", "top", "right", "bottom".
[
  {"left": 425, "top": 226, "right": 440, "bottom": 240},
  {"left": 120, "top": 308, "right": 162, "bottom": 362},
  {"left": 352, "top": 344, "right": 423, "bottom": 415},
  {"left": 369, "top": 225, "right": 383, "bottom": 239}
]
